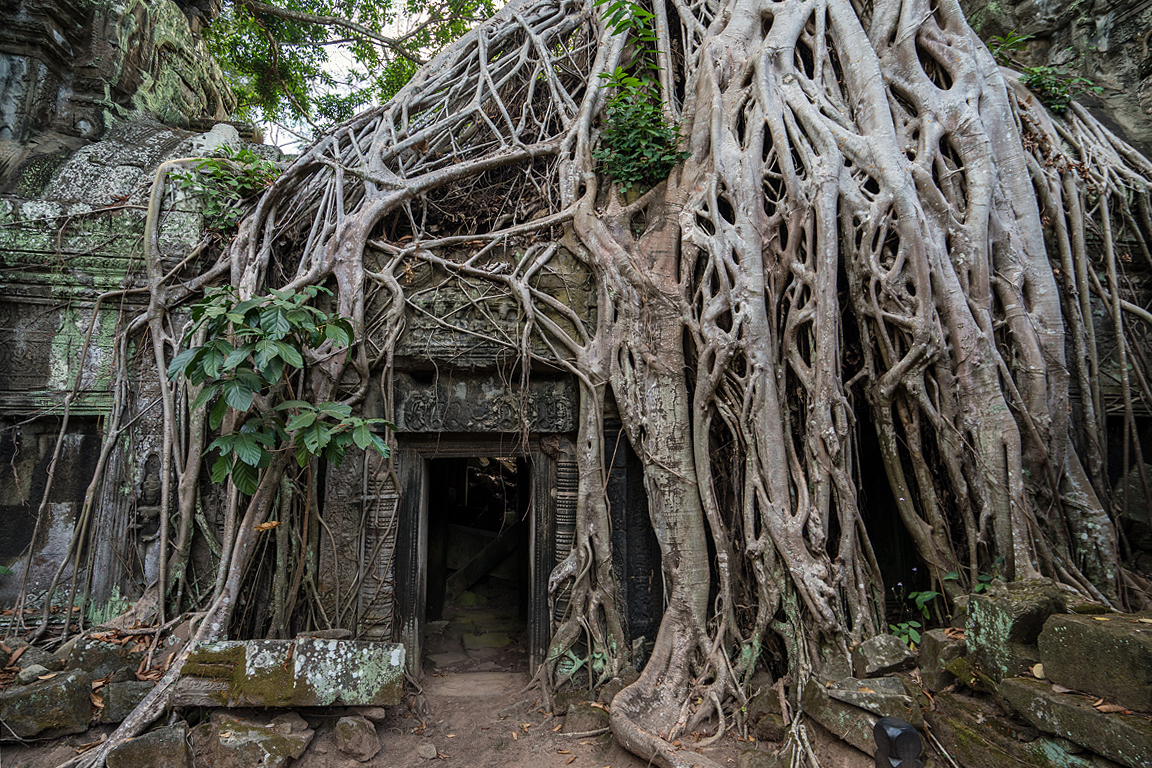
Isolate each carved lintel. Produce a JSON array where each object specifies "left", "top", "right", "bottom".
[{"left": 393, "top": 372, "right": 576, "bottom": 433}]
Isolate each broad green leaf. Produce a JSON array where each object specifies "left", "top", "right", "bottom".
[
  {"left": 209, "top": 396, "right": 229, "bottom": 430},
  {"left": 318, "top": 402, "right": 352, "bottom": 419},
  {"left": 260, "top": 306, "right": 291, "bottom": 339},
  {"left": 301, "top": 421, "right": 331, "bottom": 454},
  {"left": 211, "top": 454, "right": 231, "bottom": 484},
  {"left": 223, "top": 380, "right": 255, "bottom": 412},
  {"left": 190, "top": 383, "right": 220, "bottom": 413},
  {"left": 233, "top": 433, "right": 262, "bottom": 466},
  {"left": 207, "top": 434, "right": 235, "bottom": 455},
  {"left": 286, "top": 411, "right": 316, "bottom": 431},
  {"left": 352, "top": 424, "right": 372, "bottom": 450},
  {"left": 231, "top": 460, "right": 259, "bottom": 495},
  {"left": 223, "top": 343, "right": 254, "bottom": 371},
  {"left": 275, "top": 341, "right": 304, "bottom": 369},
  {"left": 167, "top": 347, "right": 201, "bottom": 380}
]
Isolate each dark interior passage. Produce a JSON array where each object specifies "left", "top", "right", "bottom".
[{"left": 423, "top": 456, "right": 530, "bottom": 672}]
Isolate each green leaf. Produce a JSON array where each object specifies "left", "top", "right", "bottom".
[
  {"left": 233, "top": 433, "right": 263, "bottom": 466},
  {"left": 286, "top": 411, "right": 317, "bottom": 431},
  {"left": 190, "top": 383, "right": 220, "bottom": 413},
  {"left": 211, "top": 454, "right": 231, "bottom": 484},
  {"left": 260, "top": 306, "right": 291, "bottom": 339},
  {"left": 317, "top": 402, "right": 352, "bottom": 419},
  {"left": 209, "top": 396, "right": 229, "bottom": 430},
  {"left": 223, "top": 343, "right": 254, "bottom": 371},
  {"left": 231, "top": 460, "right": 259, "bottom": 495},
  {"left": 301, "top": 421, "right": 331, "bottom": 454},
  {"left": 207, "top": 434, "right": 235, "bottom": 456},
  {"left": 223, "top": 380, "right": 255, "bottom": 412},
  {"left": 324, "top": 320, "right": 353, "bottom": 347},
  {"left": 275, "top": 400, "right": 312, "bottom": 411},
  {"left": 274, "top": 341, "right": 304, "bottom": 369},
  {"left": 352, "top": 424, "right": 373, "bottom": 450},
  {"left": 168, "top": 347, "right": 201, "bottom": 380}
]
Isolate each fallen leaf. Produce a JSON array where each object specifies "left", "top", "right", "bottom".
[
  {"left": 9, "top": 646, "right": 26, "bottom": 664},
  {"left": 446, "top": 734, "right": 455, "bottom": 738},
  {"left": 567, "top": 758, "right": 576, "bottom": 765},
  {"left": 38, "top": 673, "right": 58, "bottom": 680},
  {"left": 1031, "top": 663, "right": 1045, "bottom": 679},
  {"left": 1096, "top": 703, "right": 1129, "bottom": 713},
  {"left": 1052, "top": 684, "right": 1072, "bottom": 693},
  {"left": 557, "top": 749, "right": 571, "bottom": 754},
  {"left": 512, "top": 731, "right": 517, "bottom": 741},
  {"left": 552, "top": 724, "right": 562, "bottom": 732},
  {"left": 1138, "top": 618, "right": 1152, "bottom": 624},
  {"left": 254, "top": 521, "right": 282, "bottom": 531},
  {"left": 857, "top": 686, "right": 875, "bottom": 693},
  {"left": 90, "top": 692, "right": 103, "bottom": 708},
  {"left": 1093, "top": 617, "right": 1110, "bottom": 621},
  {"left": 1093, "top": 698, "right": 1105, "bottom": 707}
]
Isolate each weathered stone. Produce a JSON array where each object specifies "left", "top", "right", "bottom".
[
  {"left": 67, "top": 635, "right": 147, "bottom": 679},
  {"left": 352, "top": 706, "right": 390, "bottom": 723},
  {"left": 967, "top": 579, "right": 1066, "bottom": 681},
  {"left": 334, "top": 715, "right": 381, "bottom": 762},
  {"left": 173, "top": 638, "right": 404, "bottom": 707},
  {"left": 417, "top": 741, "right": 439, "bottom": 759},
  {"left": 14, "top": 644, "right": 62, "bottom": 672},
  {"left": 743, "top": 689, "right": 787, "bottom": 741},
  {"left": 205, "top": 711, "right": 313, "bottom": 768},
  {"left": 930, "top": 690, "right": 1050, "bottom": 768},
  {"left": 0, "top": 668, "right": 91, "bottom": 739},
  {"left": 737, "top": 748, "right": 787, "bottom": 768},
  {"left": 270, "top": 711, "right": 311, "bottom": 734},
  {"left": 553, "top": 688, "right": 592, "bottom": 715},
  {"left": 16, "top": 664, "right": 49, "bottom": 684},
  {"left": 1000, "top": 676, "right": 1152, "bottom": 768},
  {"left": 799, "top": 679, "right": 877, "bottom": 753},
  {"left": 919, "top": 628, "right": 966, "bottom": 692},
  {"left": 99, "top": 680, "right": 155, "bottom": 724},
  {"left": 826, "top": 677, "right": 923, "bottom": 728},
  {"left": 393, "top": 371, "right": 578, "bottom": 433},
  {"left": 851, "top": 634, "right": 915, "bottom": 678},
  {"left": 562, "top": 701, "right": 610, "bottom": 734},
  {"left": 107, "top": 723, "right": 189, "bottom": 768},
  {"left": 1038, "top": 612, "right": 1152, "bottom": 713}
]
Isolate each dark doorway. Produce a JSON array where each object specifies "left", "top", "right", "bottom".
[{"left": 423, "top": 456, "right": 531, "bottom": 672}]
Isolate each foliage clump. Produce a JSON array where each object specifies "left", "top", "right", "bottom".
[
  {"left": 174, "top": 146, "right": 280, "bottom": 233},
  {"left": 168, "top": 285, "right": 389, "bottom": 495},
  {"left": 989, "top": 30, "right": 1101, "bottom": 113}
]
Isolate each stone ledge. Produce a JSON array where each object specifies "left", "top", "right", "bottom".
[
  {"left": 1000, "top": 676, "right": 1152, "bottom": 768},
  {"left": 173, "top": 639, "right": 404, "bottom": 708}
]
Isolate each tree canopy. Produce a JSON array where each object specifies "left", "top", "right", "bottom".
[{"left": 205, "top": 0, "right": 496, "bottom": 128}]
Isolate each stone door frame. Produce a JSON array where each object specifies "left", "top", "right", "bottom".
[{"left": 392, "top": 434, "right": 559, "bottom": 676}]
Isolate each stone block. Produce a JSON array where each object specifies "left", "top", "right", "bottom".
[
  {"left": 1000, "top": 676, "right": 1152, "bottom": 768},
  {"left": 99, "top": 680, "right": 155, "bottom": 723},
  {"left": 826, "top": 677, "right": 923, "bottom": 727},
  {"left": 919, "top": 628, "right": 966, "bottom": 691},
  {"left": 334, "top": 715, "right": 380, "bottom": 762},
  {"left": 17, "top": 664, "right": 49, "bottom": 684},
  {"left": 1038, "top": 612, "right": 1152, "bottom": 713},
  {"left": 746, "top": 690, "right": 786, "bottom": 742},
  {"left": 200, "top": 711, "right": 313, "bottom": 768},
  {"left": 799, "top": 679, "right": 877, "bottom": 753},
  {"left": 173, "top": 638, "right": 404, "bottom": 707},
  {"left": 967, "top": 578, "right": 1065, "bottom": 681},
  {"left": 562, "top": 701, "right": 609, "bottom": 734},
  {"left": 67, "top": 635, "right": 147, "bottom": 679},
  {"left": 13, "top": 644, "right": 63, "bottom": 672},
  {"left": 737, "top": 748, "right": 787, "bottom": 768},
  {"left": 107, "top": 723, "right": 189, "bottom": 768},
  {"left": 851, "top": 633, "right": 915, "bottom": 678},
  {"left": 0, "top": 669, "right": 91, "bottom": 739}
]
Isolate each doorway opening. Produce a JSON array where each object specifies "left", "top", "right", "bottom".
[{"left": 423, "top": 456, "right": 531, "bottom": 673}]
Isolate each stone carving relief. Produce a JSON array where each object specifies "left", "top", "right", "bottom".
[{"left": 393, "top": 372, "right": 577, "bottom": 434}]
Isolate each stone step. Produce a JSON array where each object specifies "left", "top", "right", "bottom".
[{"left": 1038, "top": 611, "right": 1152, "bottom": 714}]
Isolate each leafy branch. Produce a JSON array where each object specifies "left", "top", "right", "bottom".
[
  {"left": 592, "top": 0, "right": 689, "bottom": 192},
  {"left": 173, "top": 146, "right": 280, "bottom": 234},
  {"left": 168, "top": 285, "right": 390, "bottom": 495}
]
